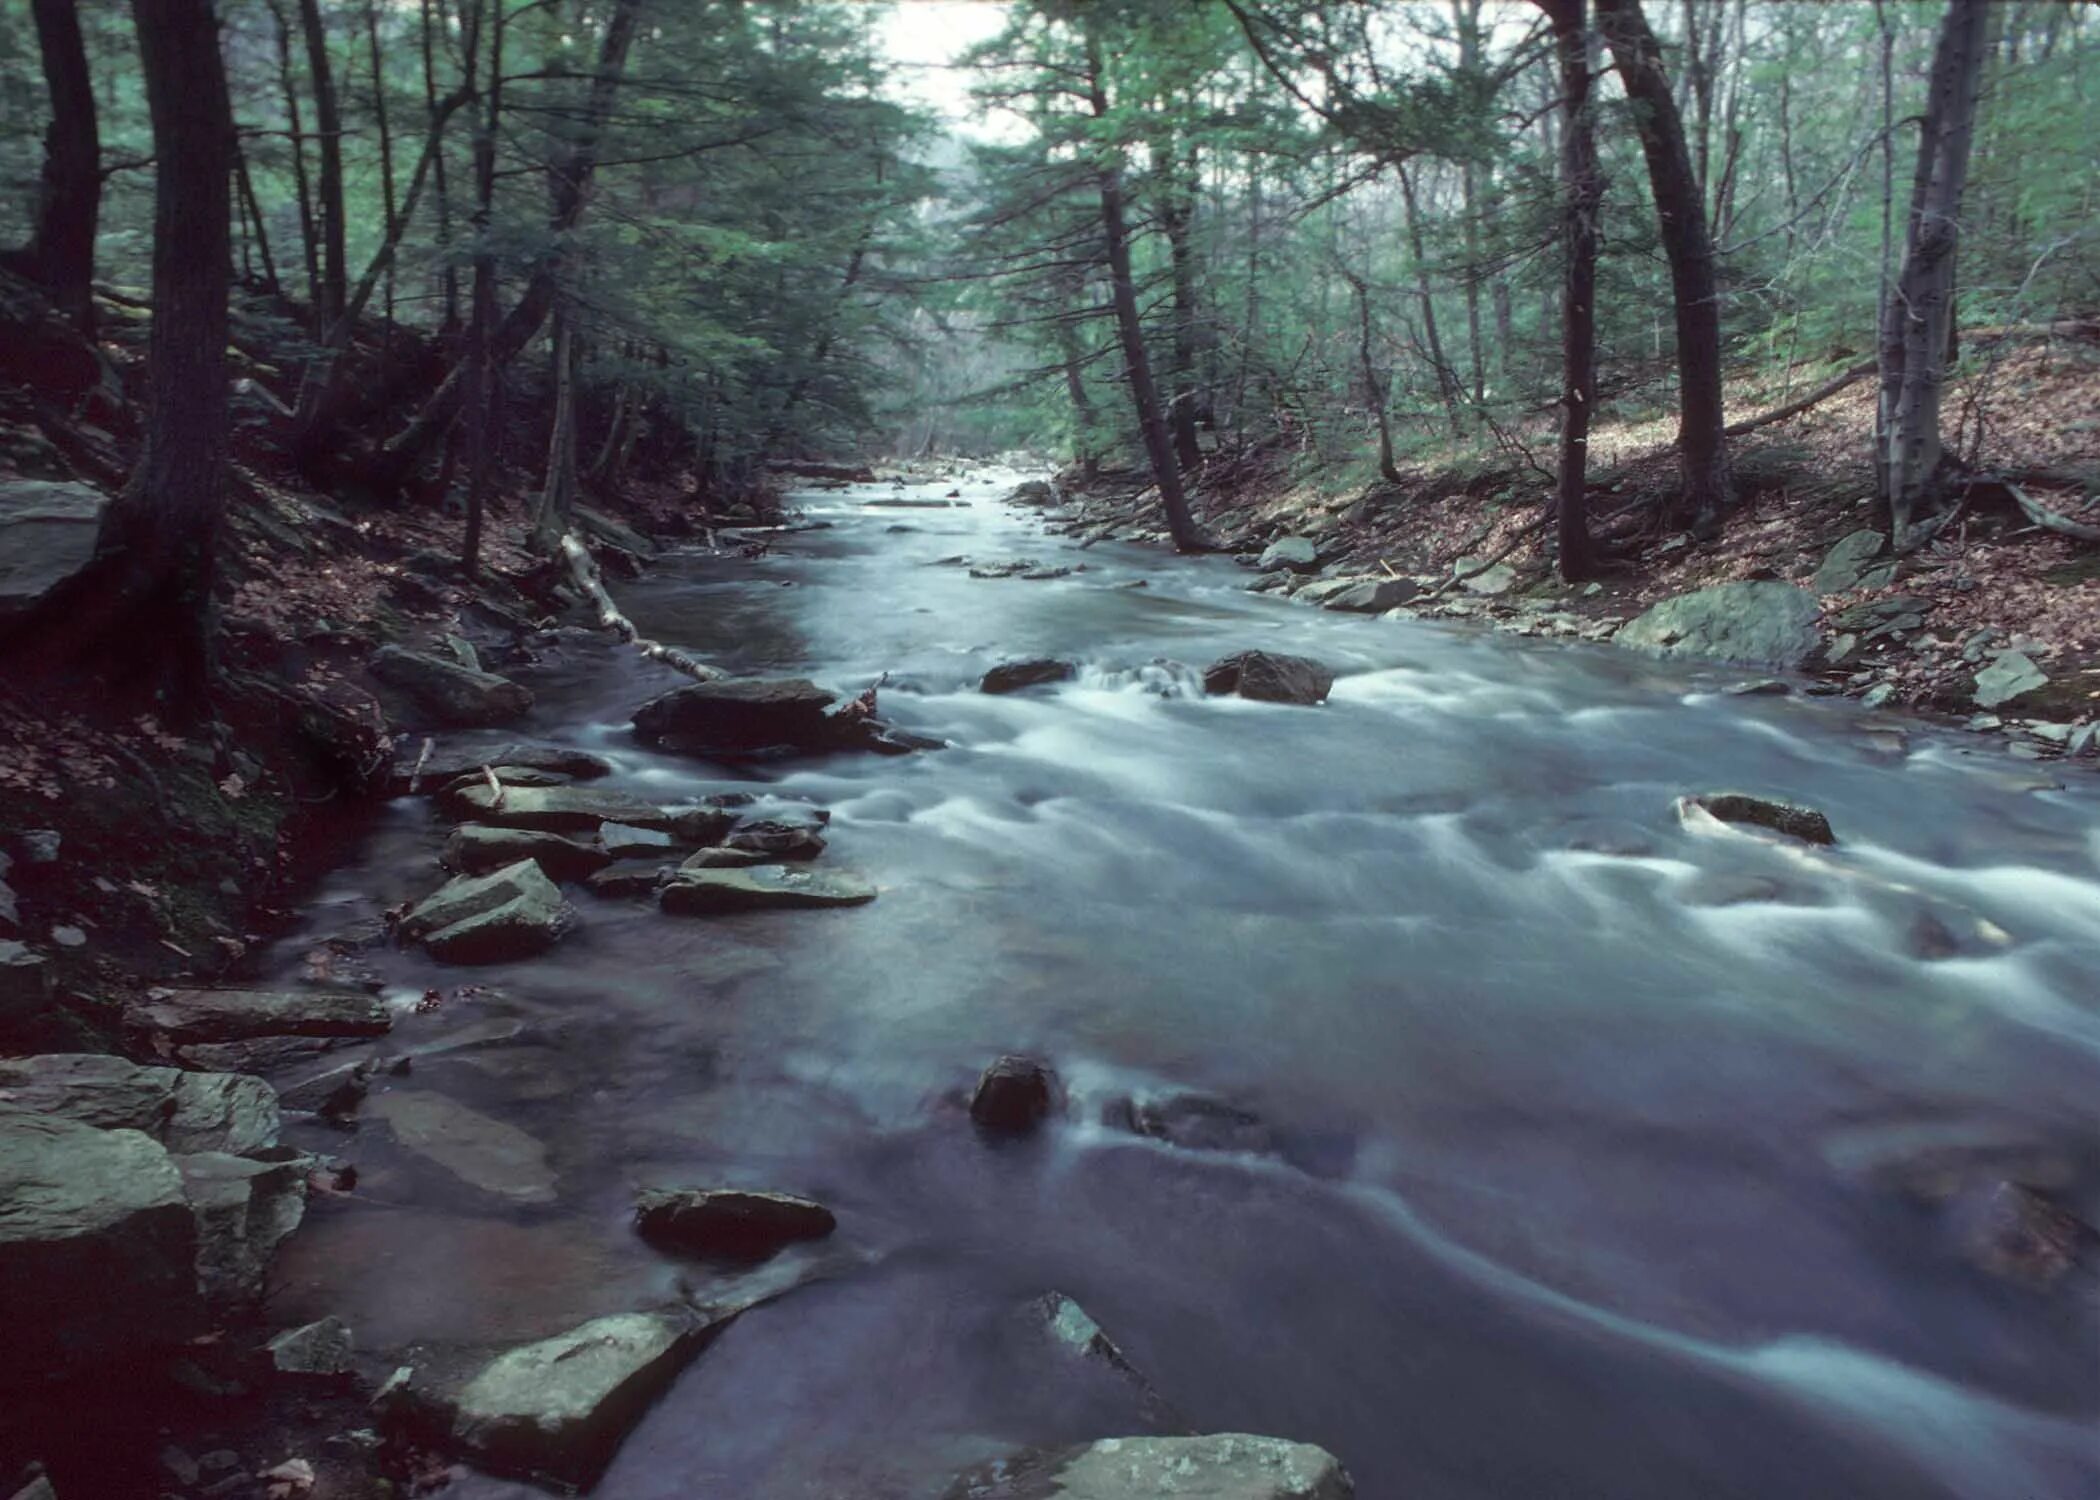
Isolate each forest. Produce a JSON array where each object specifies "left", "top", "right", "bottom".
[{"left": 0, "top": 2, "right": 2097, "bottom": 1499}]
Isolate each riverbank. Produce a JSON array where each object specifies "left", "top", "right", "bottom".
[{"left": 1040, "top": 338, "right": 2100, "bottom": 768}]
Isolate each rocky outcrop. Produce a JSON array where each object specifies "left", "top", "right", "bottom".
[
  {"left": 659, "top": 866, "right": 876, "bottom": 914},
  {"left": 1202, "top": 652, "right": 1336, "bottom": 706},
  {"left": 940, "top": 1435, "right": 1355, "bottom": 1499},
  {"left": 399, "top": 860, "right": 579, "bottom": 963},
  {"left": 124, "top": 988, "right": 392, "bottom": 1045},
  {"left": 1681, "top": 792, "right": 1836, "bottom": 845},
  {"left": 0, "top": 1053, "right": 279, "bottom": 1155},
  {"left": 441, "top": 824, "right": 612, "bottom": 882},
  {"left": 983, "top": 659, "right": 1078, "bottom": 694},
  {"left": 970, "top": 1055, "right": 1057, "bottom": 1133},
  {"left": 1257, "top": 536, "right": 1320, "bottom": 574},
  {"left": 369, "top": 646, "right": 534, "bottom": 728},
  {"left": 0, "top": 479, "right": 108, "bottom": 624},
  {"left": 1614, "top": 581, "right": 1822, "bottom": 667},
  {"left": 633, "top": 1188, "right": 837, "bottom": 1261}
]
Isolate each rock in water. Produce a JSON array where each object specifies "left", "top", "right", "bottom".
[
  {"left": 1973, "top": 650, "right": 2048, "bottom": 710},
  {"left": 1202, "top": 652, "right": 1336, "bottom": 706},
  {"left": 365, "top": 1090, "right": 558, "bottom": 1204},
  {"left": 448, "top": 782, "right": 671, "bottom": 834},
  {"left": 1952, "top": 1182, "right": 2096, "bottom": 1289},
  {"left": 0, "top": 1053, "right": 279, "bottom": 1155},
  {"left": 971, "top": 1055, "right": 1057, "bottom": 1133},
  {"left": 399, "top": 860, "right": 578, "bottom": 964},
  {"left": 442, "top": 824, "right": 611, "bottom": 882},
  {"left": 659, "top": 867, "right": 876, "bottom": 914},
  {"left": 0, "top": 1114, "right": 201, "bottom": 1383},
  {"left": 123, "top": 988, "right": 392, "bottom": 1045},
  {"left": 1615, "top": 581, "right": 1823, "bottom": 667},
  {"left": 1257, "top": 536, "right": 1321, "bottom": 574},
  {"left": 174, "top": 1149, "right": 308, "bottom": 1306},
  {"left": 1319, "top": 577, "right": 1418, "bottom": 614},
  {"left": 631, "top": 678, "right": 841, "bottom": 756},
  {"left": 633, "top": 1188, "right": 836, "bottom": 1260},
  {"left": 1106, "top": 1093, "right": 1274, "bottom": 1155},
  {"left": 983, "top": 658, "right": 1078, "bottom": 694},
  {"left": 1681, "top": 792, "right": 1836, "bottom": 845},
  {"left": 722, "top": 809, "right": 829, "bottom": 861},
  {"left": 369, "top": 646, "right": 534, "bottom": 727},
  {"left": 939, "top": 1434, "right": 1355, "bottom": 1500},
  {"left": 1005, "top": 479, "right": 1059, "bottom": 506},
  {"left": 0, "top": 479, "right": 109, "bottom": 624}
]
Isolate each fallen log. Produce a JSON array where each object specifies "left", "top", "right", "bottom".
[
  {"left": 2003, "top": 479, "right": 2100, "bottom": 544},
  {"left": 557, "top": 533, "right": 726, "bottom": 682}
]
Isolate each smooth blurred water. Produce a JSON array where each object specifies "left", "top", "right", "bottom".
[{"left": 265, "top": 468, "right": 2100, "bottom": 1499}]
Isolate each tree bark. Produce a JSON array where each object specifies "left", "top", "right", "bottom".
[
  {"left": 363, "top": 0, "right": 398, "bottom": 333},
  {"left": 1542, "top": 0, "right": 1599, "bottom": 581},
  {"left": 4, "top": 0, "right": 101, "bottom": 331},
  {"left": 420, "top": 0, "right": 459, "bottom": 332},
  {"left": 532, "top": 298, "right": 580, "bottom": 551},
  {"left": 1082, "top": 22, "right": 1204, "bottom": 551},
  {"left": 461, "top": 0, "right": 502, "bottom": 579},
  {"left": 1879, "top": 0, "right": 1997, "bottom": 545},
  {"left": 1342, "top": 264, "right": 1402, "bottom": 485},
  {"left": 297, "top": 0, "right": 347, "bottom": 327},
  {"left": 1395, "top": 161, "right": 1465, "bottom": 438},
  {"left": 1596, "top": 0, "right": 1730, "bottom": 532},
  {"left": 266, "top": 0, "right": 322, "bottom": 320}
]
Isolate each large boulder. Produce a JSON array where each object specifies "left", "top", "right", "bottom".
[
  {"left": 983, "top": 658, "right": 1078, "bottom": 694},
  {"left": 0, "top": 1054, "right": 279, "bottom": 1155},
  {"left": 0, "top": 1113, "right": 201, "bottom": 1384},
  {"left": 633, "top": 1188, "right": 836, "bottom": 1261},
  {"left": 1202, "top": 652, "right": 1336, "bottom": 706},
  {"left": 399, "top": 859, "right": 578, "bottom": 964},
  {"left": 1680, "top": 792, "right": 1835, "bottom": 846},
  {"left": 1614, "top": 581, "right": 1822, "bottom": 667},
  {"left": 447, "top": 782, "right": 672, "bottom": 834},
  {"left": 1005, "top": 480, "right": 1060, "bottom": 506},
  {"left": 370, "top": 646, "right": 533, "bottom": 727},
  {"left": 124, "top": 987, "right": 392, "bottom": 1045},
  {"left": 659, "top": 867, "right": 876, "bottom": 915},
  {"left": 631, "top": 678, "right": 842, "bottom": 757},
  {"left": 940, "top": 1435, "right": 1355, "bottom": 1499},
  {"left": 0, "top": 479, "right": 108, "bottom": 624},
  {"left": 970, "top": 1055, "right": 1057, "bottom": 1134},
  {"left": 1257, "top": 536, "right": 1320, "bottom": 574},
  {"left": 441, "top": 824, "right": 611, "bottom": 882}
]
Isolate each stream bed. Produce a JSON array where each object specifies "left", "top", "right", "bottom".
[{"left": 263, "top": 467, "right": 2100, "bottom": 1498}]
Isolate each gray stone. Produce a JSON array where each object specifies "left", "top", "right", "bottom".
[
  {"left": 598, "top": 822, "right": 676, "bottom": 859},
  {"left": 1318, "top": 577, "right": 1418, "bottom": 614},
  {"left": 9, "top": 1474, "right": 58, "bottom": 1500},
  {"left": 1454, "top": 557, "right": 1516, "bottom": 595},
  {"left": 659, "top": 867, "right": 875, "bottom": 915},
  {"left": 722, "top": 810, "right": 829, "bottom": 861},
  {"left": 1615, "top": 581, "right": 1823, "bottom": 667},
  {"left": 662, "top": 803, "right": 738, "bottom": 844},
  {"left": 1860, "top": 682, "right": 1897, "bottom": 710},
  {"left": 677, "top": 847, "right": 776, "bottom": 871},
  {"left": 1681, "top": 792, "right": 1835, "bottom": 845},
  {"left": 0, "top": 940, "right": 52, "bottom": 1019},
  {"left": 1257, "top": 536, "right": 1320, "bottom": 573},
  {"left": 125, "top": 988, "right": 391, "bottom": 1045},
  {"left": 0, "top": 1113, "right": 199, "bottom": 1384},
  {"left": 267, "top": 1316, "right": 355, "bottom": 1380},
  {"left": 441, "top": 824, "right": 611, "bottom": 882},
  {"left": 1202, "top": 652, "right": 1335, "bottom": 706},
  {"left": 366, "top": 1089, "right": 557, "bottom": 1204},
  {"left": 583, "top": 860, "right": 676, "bottom": 899},
  {"left": 940, "top": 1434, "right": 1355, "bottom": 1499},
  {"left": 1974, "top": 651, "right": 2048, "bottom": 710},
  {"left": 633, "top": 1188, "right": 836, "bottom": 1260},
  {"left": 1812, "top": 529, "right": 1891, "bottom": 594},
  {"left": 387, "top": 744, "right": 612, "bottom": 797},
  {"left": 400, "top": 860, "right": 578, "bottom": 964},
  {"left": 983, "top": 659, "right": 1078, "bottom": 694},
  {"left": 1005, "top": 480, "right": 1060, "bottom": 506},
  {"left": 631, "top": 678, "right": 841, "bottom": 756},
  {"left": 174, "top": 1149, "right": 307, "bottom": 1305},
  {"left": 0, "top": 1054, "right": 279, "bottom": 1155},
  {"left": 369, "top": 646, "right": 533, "bottom": 728},
  {"left": 971, "top": 1055, "right": 1057, "bottom": 1133},
  {"left": 447, "top": 782, "right": 671, "bottom": 834},
  {"left": 1025, "top": 1292, "right": 1178, "bottom": 1428},
  {"left": 0, "top": 479, "right": 109, "bottom": 624}
]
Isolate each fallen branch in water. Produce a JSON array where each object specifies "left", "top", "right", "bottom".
[
  {"left": 558, "top": 532, "right": 727, "bottom": 682},
  {"left": 405, "top": 736, "right": 433, "bottom": 794}
]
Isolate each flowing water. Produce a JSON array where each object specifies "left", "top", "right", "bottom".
[{"left": 265, "top": 468, "right": 2100, "bottom": 1498}]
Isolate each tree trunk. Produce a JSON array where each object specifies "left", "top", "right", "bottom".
[
  {"left": 1879, "top": 0, "right": 1997, "bottom": 545},
  {"left": 461, "top": 0, "right": 502, "bottom": 579},
  {"left": 420, "top": 0, "right": 459, "bottom": 332},
  {"left": 1596, "top": 0, "right": 1730, "bottom": 532},
  {"left": 1395, "top": 161, "right": 1465, "bottom": 438},
  {"left": 1542, "top": 0, "right": 1599, "bottom": 582},
  {"left": 267, "top": 0, "right": 322, "bottom": 321},
  {"left": 70, "top": 0, "right": 233, "bottom": 709},
  {"left": 233, "top": 139, "right": 280, "bottom": 295},
  {"left": 297, "top": 0, "right": 346, "bottom": 327},
  {"left": 1453, "top": 0, "right": 1488, "bottom": 405},
  {"left": 1053, "top": 296, "right": 1100, "bottom": 476},
  {"left": 363, "top": 0, "right": 398, "bottom": 334},
  {"left": 532, "top": 298, "right": 580, "bottom": 551},
  {"left": 4, "top": 0, "right": 101, "bottom": 331},
  {"left": 1157, "top": 140, "right": 1204, "bottom": 472},
  {"left": 1082, "top": 24, "right": 1204, "bottom": 552},
  {"left": 1343, "top": 265, "right": 1402, "bottom": 485}
]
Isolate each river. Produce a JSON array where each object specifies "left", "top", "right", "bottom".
[{"left": 263, "top": 466, "right": 2100, "bottom": 1498}]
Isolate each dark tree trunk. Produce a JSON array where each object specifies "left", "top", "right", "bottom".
[
  {"left": 461, "top": 0, "right": 502, "bottom": 579},
  {"left": 532, "top": 297, "right": 580, "bottom": 551},
  {"left": 420, "top": 0, "right": 459, "bottom": 332},
  {"left": 364, "top": 0, "right": 398, "bottom": 334},
  {"left": 1158, "top": 146, "right": 1204, "bottom": 472},
  {"left": 1082, "top": 24, "right": 1203, "bottom": 552},
  {"left": 1053, "top": 301, "right": 1100, "bottom": 477},
  {"left": 298, "top": 0, "right": 346, "bottom": 326},
  {"left": 267, "top": 0, "right": 322, "bottom": 321},
  {"left": 1542, "top": 0, "right": 1599, "bottom": 581},
  {"left": 233, "top": 138, "right": 280, "bottom": 295},
  {"left": 1343, "top": 264, "right": 1402, "bottom": 486},
  {"left": 5, "top": 0, "right": 101, "bottom": 331},
  {"left": 32, "top": 0, "right": 235, "bottom": 711},
  {"left": 1596, "top": 0, "right": 1730, "bottom": 532},
  {"left": 1396, "top": 161, "right": 1465, "bottom": 437}
]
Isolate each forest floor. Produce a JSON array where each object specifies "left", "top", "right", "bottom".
[{"left": 1056, "top": 336, "right": 2100, "bottom": 763}]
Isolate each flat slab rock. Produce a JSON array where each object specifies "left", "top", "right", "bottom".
[
  {"left": 365, "top": 1088, "right": 558, "bottom": 1204},
  {"left": 941, "top": 1435, "right": 1355, "bottom": 1500},
  {"left": 448, "top": 782, "right": 673, "bottom": 834},
  {"left": 400, "top": 859, "right": 579, "bottom": 964},
  {"left": 370, "top": 646, "right": 533, "bottom": 728},
  {"left": 660, "top": 867, "right": 875, "bottom": 914},
  {"left": 126, "top": 987, "right": 392, "bottom": 1045},
  {"left": 442, "top": 824, "right": 611, "bottom": 882},
  {"left": 388, "top": 743, "right": 613, "bottom": 796}
]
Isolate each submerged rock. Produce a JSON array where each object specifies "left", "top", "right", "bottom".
[
  {"left": 1024, "top": 1291, "right": 1182, "bottom": 1431},
  {"left": 1202, "top": 651, "right": 1336, "bottom": 706},
  {"left": 369, "top": 646, "right": 533, "bottom": 728},
  {"left": 0, "top": 478, "right": 109, "bottom": 624},
  {"left": 441, "top": 824, "right": 610, "bottom": 882},
  {"left": 659, "top": 867, "right": 876, "bottom": 914},
  {"left": 970, "top": 1055, "right": 1057, "bottom": 1133},
  {"left": 633, "top": 1187, "right": 836, "bottom": 1261},
  {"left": 940, "top": 1434, "right": 1355, "bottom": 1500},
  {"left": 1106, "top": 1093, "right": 1273, "bottom": 1156},
  {"left": 1615, "top": 581, "right": 1822, "bottom": 667},
  {"left": 983, "top": 658, "right": 1078, "bottom": 694},
  {"left": 365, "top": 1089, "right": 558, "bottom": 1204},
  {"left": 1257, "top": 536, "right": 1320, "bottom": 573},
  {"left": 124, "top": 987, "right": 392, "bottom": 1045},
  {"left": 1681, "top": 792, "right": 1835, "bottom": 845},
  {"left": 400, "top": 860, "right": 578, "bottom": 963},
  {"left": 1950, "top": 1182, "right": 2097, "bottom": 1290}
]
